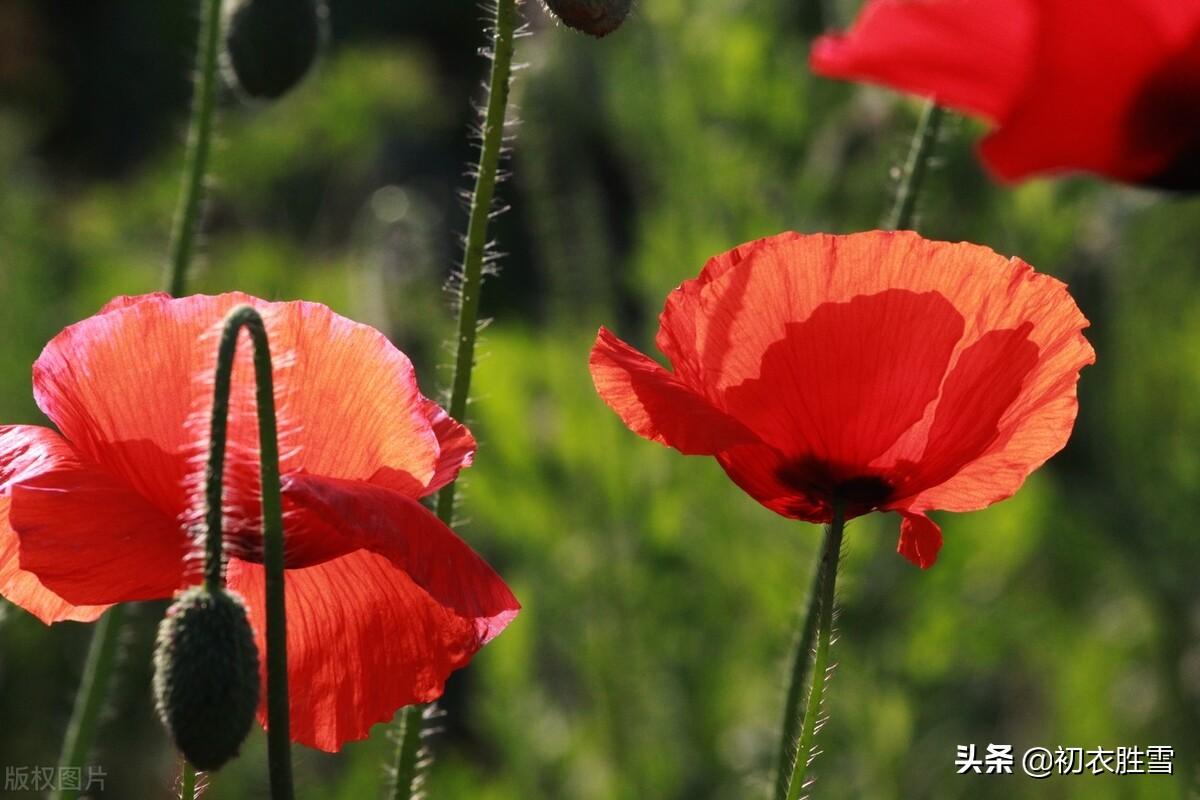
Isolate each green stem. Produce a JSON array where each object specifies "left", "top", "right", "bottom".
[
  {"left": 781, "top": 504, "right": 845, "bottom": 800},
  {"left": 180, "top": 761, "right": 197, "bottom": 800},
  {"left": 51, "top": 604, "right": 126, "bottom": 800},
  {"left": 772, "top": 548, "right": 826, "bottom": 800},
  {"left": 884, "top": 100, "right": 944, "bottom": 232},
  {"left": 389, "top": 2, "right": 520, "bottom": 797},
  {"left": 165, "top": 0, "right": 224, "bottom": 296},
  {"left": 390, "top": 704, "right": 425, "bottom": 797},
  {"left": 209, "top": 306, "right": 292, "bottom": 800},
  {"left": 53, "top": 1, "right": 222, "bottom": 788}
]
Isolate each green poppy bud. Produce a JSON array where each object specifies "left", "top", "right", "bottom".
[
  {"left": 541, "top": 0, "right": 634, "bottom": 37},
  {"left": 153, "top": 586, "right": 260, "bottom": 771},
  {"left": 224, "top": 0, "right": 327, "bottom": 100}
]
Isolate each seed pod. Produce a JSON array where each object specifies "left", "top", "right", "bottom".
[
  {"left": 224, "top": 0, "right": 326, "bottom": 100},
  {"left": 153, "top": 586, "right": 260, "bottom": 771},
  {"left": 542, "top": 0, "right": 634, "bottom": 38}
]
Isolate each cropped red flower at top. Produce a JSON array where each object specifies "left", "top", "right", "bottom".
[
  {"left": 590, "top": 231, "right": 1094, "bottom": 568},
  {"left": 0, "top": 292, "right": 519, "bottom": 751},
  {"left": 810, "top": 0, "right": 1200, "bottom": 188}
]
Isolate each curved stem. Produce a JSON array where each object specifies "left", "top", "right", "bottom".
[
  {"left": 389, "top": 2, "right": 520, "bottom": 797},
  {"left": 180, "top": 761, "right": 197, "bottom": 800},
  {"left": 50, "top": 603, "right": 126, "bottom": 800},
  {"left": 884, "top": 99, "right": 944, "bottom": 232},
  {"left": 165, "top": 0, "right": 224, "bottom": 296},
  {"left": 781, "top": 504, "right": 844, "bottom": 800},
  {"left": 209, "top": 306, "right": 292, "bottom": 800},
  {"left": 772, "top": 550, "right": 826, "bottom": 800}
]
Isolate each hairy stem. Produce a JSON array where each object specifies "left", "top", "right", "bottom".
[
  {"left": 389, "top": 2, "right": 520, "bottom": 797},
  {"left": 51, "top": 604, "right": 126, "bottom": 800},
  {"left": 209, "top": 306, "right": 292, "bottom": 800},
  {"left": 165, "top": 0, "right": 224, "bottom": 296},
  {"left": 772, "top": 550, "right": 826, "bottom": 800},
  {"left": 180, "top": 761, "right": 197, "bottom": 800},
  {"left": 884, "top": 99, "right": 944, "bottom": 232},
  {"left": 780, "top": 504, "right": 845, "bottom": 800}
]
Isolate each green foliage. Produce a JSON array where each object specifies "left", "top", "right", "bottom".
[{"left": 1, "top": 2, "right": 1198, "bottom": 798}]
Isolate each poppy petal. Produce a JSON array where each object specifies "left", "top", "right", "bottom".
[
  {"left": 418, "top": 398, "right": 476, "bottom": 496},
  {"left": 810, "top": 0, "right": 1032, "bottom": 121},
  {"left": 720, "top": 289, "right": 963, "bottom": 468},
  {"left": 226, "top": 550, "right": 495, "bottom": 751},
  {"left": 590, "top": 327, "right": 759, "bottom": 455},
  {"left": 978, "top": 0, "right": 1195, "bottom": 181},
  {"left": 282, "top": 473, "right": 519, "bottom": 638},
  {"left": 0, "top": 500, "right": 109, "bottom": 624},
  {"left": 10, "top": 466, "right": 188, "bottom": 605},
  {"left": 896, "top": 509, "right": 942, "bottom": 569},
  {"left": 32, "top": 293, "right": 444, "bottom": 514},
  {"left": 0, "top": 426, "right": 113, "bottom": 622}
]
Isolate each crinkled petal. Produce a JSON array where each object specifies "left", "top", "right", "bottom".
[
  {"left": 0, "top": 426, "right": 115, "bottom": 622},
  {"left": 227, "top": 550, "right": 504, "bottom": 751},
  {"left": 810, "top": 0, "right": 1033, "bottom": 121},
  {"left": 1, "top": 499, "right": 109, "bottom": 624},
  {"left": 32, "top": 293, "right": 444, "bottom": 514},
  {"left": 282, "top": 473, "right": 519, "bottom": 638},
  {"left": 590, "top": 327, "right": 759, "bottom": 455},
  {"left": 896, "top": 509, "right": 943, "bottom": 569},
  {"left": 720, "top": 289, "right": 963, "bottom": 468},
  {"left": 11, "top": 467, "right": 187, "bottom": 606},
  {"left": 417, "top": 397, "right": 476, "bottom": 496}
]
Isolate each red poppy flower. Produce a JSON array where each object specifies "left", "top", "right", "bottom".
[
  {"left": 0, "top": 292, "right": 519, "bottom": 751},
  {"left": 590, "top": 231, "right": 1093, "bottom": 567},
  {"left": 810, "top": 0, "right": 1200, "bottom": 188}
]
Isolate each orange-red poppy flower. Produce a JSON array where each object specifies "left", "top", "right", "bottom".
[
  {"left": 810, "top": 0, "right": 1200, "bottom": 188},
  {"left": 590, "top": 231, "right": 1094, "bottom": 567},
  {"left": 0, "top": 292, "right": 519, "bottom": 751}
]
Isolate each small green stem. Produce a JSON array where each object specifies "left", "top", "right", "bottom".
[
  {"left": 390, "top": 704, "right": 425, "bottom": 797},
  {"left": 180, "top": 761, "right": 197, "bottom": 800},
  {"left": 781, "top": 504, "right": 845, "bottom": 800},
  {"left": 165, "top": 0, "right": 224, "bottom": 296},
  {"left": 51, "top": 604, "right": 126, "bottom": 800},
  {"left": 53, "top": 0, "right": 222, "bottom": 786},
  {"left": 884, "top": 99, "right": 944, "bottom": 232},
  {"left": 209, "top": 306, "right": 292, "bottom": 800},
  {"left": 389, "top": 2, "right": 520, "bottom": 797},
  {"left": 772, "top": 548, "right": 826, "bottom": 800}
]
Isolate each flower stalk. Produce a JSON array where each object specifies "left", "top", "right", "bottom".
[
  {"left": 772, "top": 549, "right": 825, "bottom": 800},
  {"left": 389, "top": 1, "right": 521, "bottom": 796},
  {"left": 209, "top": 305, "right": 292, "bottom": 799},
  {"left": 778, "top": 503, "right": 845, "bottom": 800},
  {"left": 884, "top": 99, "right": 944, "bottom": 232},
  {"left": 166, "top": 0, "right": 225, "bottom": 296},
  {"left": 54, "top": 1, "right": 223, "bottom": 791}
]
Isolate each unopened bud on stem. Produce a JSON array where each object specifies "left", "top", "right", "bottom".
[{"left": 542, "top": 0, "right": 633, "bottom": 37}]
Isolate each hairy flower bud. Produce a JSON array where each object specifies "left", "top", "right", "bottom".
[
  {"left": 542, "top": 0, "right": 633, "bottom": 37},
  {"left": 224, "top": 0, "right": 326, "bottom": 99},
  {"left": 153, "top": 586, "right": 260, "bottom": 771}
]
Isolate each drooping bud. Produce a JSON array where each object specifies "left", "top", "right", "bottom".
[
  {"left": 153, "top": 586, "right": 260, "bottom": 771},
  {"left": 223, "top": 0, "right": 327, "bottom": 100},
  {"left": 541, "top": 0, "right": 633, "bottom": 38}
]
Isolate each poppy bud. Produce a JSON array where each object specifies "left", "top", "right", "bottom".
[
  {"left": 541, "top": 0, "right": 633, "bottom": 37},
  {"left": 223, "top": 0, "right": 326, "bottom": 100},
  {"left": 153, "top": 586, "right": 260, "bottom": 771}
]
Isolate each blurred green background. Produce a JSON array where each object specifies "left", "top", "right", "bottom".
[{"left": 1, "top": 1, "right": 1198, "bottom": 798}]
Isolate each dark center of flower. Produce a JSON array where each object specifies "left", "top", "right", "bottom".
[
  {"left": 1125, "top": 33, "right": 1200, "bottom": 190},
  {"left": 776, "top": 456, "right": 894, "bottom": 516}
]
